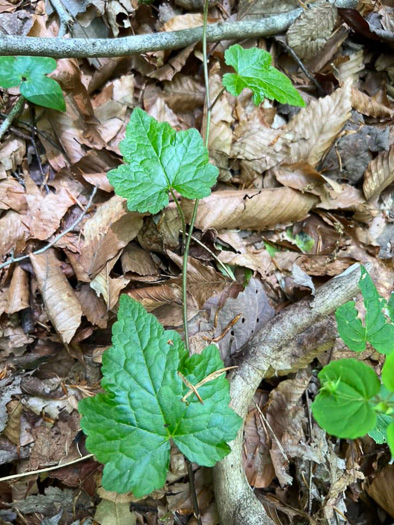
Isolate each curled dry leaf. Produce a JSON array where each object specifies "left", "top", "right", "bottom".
[
  {"left": 351, "top": 87, "right": 394, "bottom": 119},
  {"left": 90, "top": 269, "right": 130, "bottom": 310},
  {"left": 0, "top": 211, "right": 29, "bottom": 260},
  {"left": 30, "top": 250, "right": 82, "bottom": 344},
  {"left": 182, "top": 188, "right": 318, "bottom": 231},
  {"left": 0, "top": 138, "right": 26, "bottom": 179},
  {"left": 287, "top": 79, "right": 352, "bottom": 166},
  {"left": 363, "top": 144, "right": 394, "bottom": 200},
  {"left": 6, "top": 266, "right": 29, "bottom": 314},
  {"left": 71, "top": 150, "right": 119, "bottom": 192},
  {"left": 148, "top": 45, "right": 196, "bottom": 82},
  {"left": 81, "top": 195, "right": 143, "bottom": 279},
  {"left": 286, "top": 2, "right": 337, "bottom": 60},
  {"left": 334, "top": 49, "right": 365, "bottom": 84}
]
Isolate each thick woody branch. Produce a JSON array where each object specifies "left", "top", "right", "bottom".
[
  {"left": 0, "top": 0, "right": 357, "bottom": 58},
  {"left": 213, "top": 263, "right": 366, "bottom": 525}
]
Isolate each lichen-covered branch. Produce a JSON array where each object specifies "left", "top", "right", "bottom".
[
  {"left": 213, "top": 263, "right": 366, "bottom": 525},
  {"left": 0, "top": 0, "right": 357, "bottom": 58}
]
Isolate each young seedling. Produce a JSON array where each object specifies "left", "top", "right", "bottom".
[
  {"left": 0, "top": 56, "right": 65, "bottom": 140},
  {"left": 79, "top": 44, "right": 306, "bottom": 497},
  {"left": 312, "top": 267, "right": 394, "bottom": 456}
]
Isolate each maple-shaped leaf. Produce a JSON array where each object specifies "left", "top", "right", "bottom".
[
  {"left": 79, "top": 295, "right": 241, "bottom": 497},
  {"left": 336, "top": 266, "right": 394, "bottom": 354},
  {"left": 222, "top": 44, "right": 305, "bottom": 107},
  {"left": 107, "top": 109, "right": 218, "bottom": 214}
]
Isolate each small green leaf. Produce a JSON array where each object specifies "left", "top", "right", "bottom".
[
  {"left": 107, "top": 109, "right": 218, "bottom": 214},
  {"left": 382, "top": 352, "right": 394, "bottom": 392},
  {"left": 388, "top": 292, "right": 394, "bottom": 322},
  {"left": 336, "top": 267, "right": 394, "bottom": 354},
  {"left": 223, "top": 44, "right": 305, "bottom": 107},
  {"left": 0, "top": 57, "right": 21, "bottom": 88},
  {"left": 79, "top": 295, "right": 241, "bottom": 497},
  {"left": 387, "top": 421, "right": 394, "bottom": 457},
  {"left": 311, "top": 359, "right": 380, "bottom": 439},
  {"left": 20, "top": 76, "right": 66, "bottom": 112},
  {"left": 0, "top": 56, "right": 65, "bottom": 111},
  {"left": 368, "top": 413, "right": 392, "bottom": 445}
]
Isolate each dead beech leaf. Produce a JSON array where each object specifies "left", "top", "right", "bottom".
[
  {"left": 163, "top": 13, "right": 204, "bottom": 31},
  {"left": 6, "top": 266, "right": 29, "bottom": 314},
  {"left": 90, "top": 270, "right": 130, "bottom": 310},
  {"left": 182, "top": 188, "right": 318, "bottom": 231},
  {"left": 121, "top": 243, "right": 159, "bottom": 276},
  {"left": 25, "top": 177, "right": 76, "bottom": 241},
  {"left": 363, "top": 145, "right": 394, "bottom": 200},
  {"left": 148, "top": 97, "right": 184, "bottom": 129},
  {"left": 334, "top": 50, "right": 365, "bottom": 84},
  {"left": 0, "top": 211, "right": 29, "bottom": 260},
  {"left": 30, "top": 250, "right": 82, "bottom": 344},
  {"left": 286, "top": 2, "right": 337, "bottom": 60},
  {"left": 163, "top": 74, "right": 205, "bottom": 112},
  {"left": 81, "top": 195, "right": 143, "bottom": 278},
  {"left": 287, "top": 80, "right": 352, "bottom": 166},
  {"left": 0, "top": 179, "right": 26, "bottom": 212},
  {"left": 71, "top": 150, "right": 119, "bottom": 192},
  {"left": 367, "top": 465, "right": 394, "bottom": 518},
  {"left": 148, "top": 45, "right": 195, "bottom": 82},
  {"left": 0, "top": 138, "right": 26, "bottom": 179},
  {"left": 77, "top": 284, "right": 108, "bottom": 329},
  {"left": 352, "top": 87, "right": 394, "bottom": 119},
  {"left": 218, "top": 250, "right": 273, "bottom": 277}
]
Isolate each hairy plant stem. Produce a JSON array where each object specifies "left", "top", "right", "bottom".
[{"left": 0, "top": 95, "right": 25, "bottom": 141}]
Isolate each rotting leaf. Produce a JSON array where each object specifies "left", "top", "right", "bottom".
[
  {"left": 107, "top": 108, "right": 218, "bottom": 214},
  {"left": 79, "top": 295, "right": 241, "bottom": 497}
]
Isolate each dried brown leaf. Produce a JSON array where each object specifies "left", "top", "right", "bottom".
[
  {"left": 0, "top": 211, "right": 29, "bottom": 260},
  {"left": 77, "top": 284, "right": 108, "bottom": 329},
  {"left": 0, "top": 138, "right": 26, "bottom": 179},
  {"left": 148, "top": 45, "right": 195, "bottom": 81},
  {"left": 352, "top": 87, "right": 394, "bottom": 119},
  {"left": 6, "top": 266, "right": 29, "bottom": 314},
  {"left": 287, "top": 3, "right": 337, "bottom": 60},
  {"left": 0, "top": 179, "right": 26, "bottom": 212},
  {"left": 163, "top": 13, "right": 204, "bottom": 31},
  {"left": 334, "top": 49, "right": 365, "bottom": 84},
  {"left": 71, "top": 150, "right": 119, "bottom": 192},
  {"left": 367, "top": 465, "right": 394, "bottom": 518},
  {"left": 363, "top": 144, "right": 394, "bottom": 200},
  {"left": 121, "top": 243, "right": 159, "bottom": 276},
  {"left": 182, "top": 188, "right": 318, "bottom": 231},
  {"left": 30, "top": 250, "right": 82, "bottom": 343},
  {"left": 287, "top": 80, "right": 352, "bottom": 166},
  {"left": 81, "top": 195, "right": 143, "bottom": 278},
  {"left": 163, "top": 74, "right": 205, "bottom": 112}
]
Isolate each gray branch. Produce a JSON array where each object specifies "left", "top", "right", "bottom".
[
  {"left": 0, "top": 0, "right": 357, "bottom": 58},
  {"left": 213, "top": 263, "right": 366, "bottom": 525}
]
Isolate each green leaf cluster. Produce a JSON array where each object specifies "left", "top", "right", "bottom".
[
  {"left": 107, "top": 108, "right": 218, "bottom": 214},
  {"left": 222, "top": 44, "right": 305, "bottom": 107},
  {"left": 79, "top": 295, "right": 242, "bottom": 497},
  {"left": 0, "top": 56, "right": 65, "bottom": 112},
  {"left": 312, "top": 267, "right": 394, "bottom": 456}
]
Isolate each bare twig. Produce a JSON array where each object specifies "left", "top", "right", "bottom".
[
  {"left": 50, "top": 0, "right": 74, "bottom": 37},
  {"left": 0, "top": 96, "right": 25, "bottom": 141},
  {"left": 0, "top": 186, "right": 97, "bottom": 271},
  {"left": 0, "top": 0, "right": 357, "bottom": 58},
  {"left": 0, "top": 454, "right": 94, "bottom": 483}
]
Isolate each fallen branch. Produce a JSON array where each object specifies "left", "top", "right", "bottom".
[
  {"left": 213, "top": 263, "right": 366, "bottom": 525},
  {"left": 0, "top": 96, "right": 25, "bottom": 141},
  {"left": 0, "top": 0, "right": 357, "bottom": 58}
]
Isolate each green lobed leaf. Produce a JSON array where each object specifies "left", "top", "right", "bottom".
[
  {"left": 388, "top": 421, "right": 394, "bottom": 457},
  {"left": 336, "top": 267, "right": 394, "bottom": 354},
  {"left": 79, "top": 295, "right": 241, "bottom": 497},
  {"left": 222, "top": 44, "right": 305, "bottom": 107},
  {"left": 311, "top": 359, "right": 380, "bottom": 439},
  {"left": 382, "top": 352, "right": 394, "bottom": 392},
  {"left": 0, "top": 56, "right": 65, "bottom": 111},
  {"left": 368, "top": 413, "right": 393, "bottom": 445},
  {"left": 107, "top": 108, "right": 219, "bottom": 214},
  {"left": 387, "top": 292, "right": 394, "bottom": 322}
]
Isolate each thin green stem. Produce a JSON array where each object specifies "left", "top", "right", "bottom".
[
  {"left": 170, "top": 189, "right": 186, "bottom": 250},
  {"left": 182, "top": 0, "right": 212, "bottom": 354},
  {"left": 0, "top": 95, "right": 25, "bottom": 141}
]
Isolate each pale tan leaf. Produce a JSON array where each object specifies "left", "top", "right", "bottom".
[
  {"left": 218, "top": 250, "right": 274, "bottom": 277},
  {"left": 6, "top": 266, "right": 29, "bottom": 314},
  {"left": 231, "top": 122, "right": 289, "bottom": 172},
  {"left": 81, "top": 195, "right": 143, "bottom": 278},
  {"left": 206, "top": 69, "right": 234, "bottom": 157},
  {"left": 25, "top": 176, "right": 75, "bottom": 241},
  {"left": 351, "top": 87, "right": 394, "bottom": 119},
  {"left": 363, "top": 145, "right": 394, "bottom": 200},
  {"left": 163, "top": 13, "right": 204, "bottom": 31},
  {"left": 182, "top": 188, "right": 318, "bottom": 231},
  {"left": 0, "top": 211, "right": 29, "bottom": 260},
  {"left": 95, "top": 499, "right": 136, "bottom": 525},
  {"left": 0, "top": 138, "right": 26, "bottom": 179},
  {"left": 90, "top": 270, "right": 129, "bottom": 310},
  {"left": 287, "top": 80, "right": 352, "bottom": 166},
  {"left": 334, "top": 50, "right": 365, "bottom": 84},
  {"left": 30, "top": 250, "right": 82, "bottom": 343},
  {"left": 0, "top": 179, "right": 26, "bottom": 212},
  {"left": 147, "top": 97, "right": 183, "bottom": 129},
  {"left": 287, "top": 3, "right": 337, "bottom": 60}
]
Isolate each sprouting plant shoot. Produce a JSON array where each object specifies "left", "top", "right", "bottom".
[
  {"left": 312, "top": 267, "right": 394, "bottom": 456},
  {"left": 78, "top": 44, "right": 307, "bottom": 497}
]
